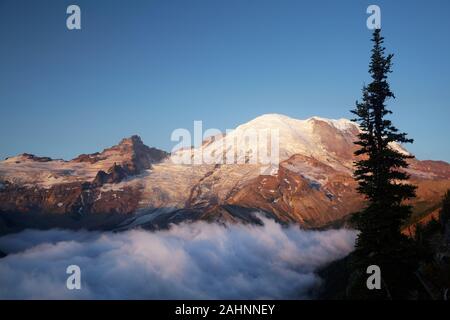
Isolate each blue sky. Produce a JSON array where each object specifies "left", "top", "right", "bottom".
[{"left": 0, "top": 0, "right": 449, "bottom": 161}]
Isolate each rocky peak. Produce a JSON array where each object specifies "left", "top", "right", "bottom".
[
  {"left": 72, "top": 135, "right": 168, "bottom": 175},
  {"left": 5, "top": 153, "right": 53, "bottom": 163},
  {"left": 118, "top": 135, "right": 144, "bottom": 147},
  {"left": 117, "top": 135, "right": 168, "bottom": 174}
]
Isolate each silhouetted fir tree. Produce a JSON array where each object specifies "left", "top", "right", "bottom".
[{"left": 349, "top": 29, "right": 419, "bottom": 299}]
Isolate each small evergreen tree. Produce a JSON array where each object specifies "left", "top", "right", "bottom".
[{"left": 350, "top": 29, "right": 418, "bottom": 299}]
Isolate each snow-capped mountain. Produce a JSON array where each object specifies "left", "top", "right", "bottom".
[
  {"left": 175, "top": 114, "right": 360, "bottom": 168},
  {"left": 0, "top": 114, "right": 449, "bottom": 233}
]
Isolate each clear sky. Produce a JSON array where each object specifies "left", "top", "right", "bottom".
[{"left": 1, "top": 0, "right": 449, "bottom": 161}]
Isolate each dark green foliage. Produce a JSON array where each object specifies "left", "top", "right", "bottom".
[
  {"left": 415, "top": 218, "right": 441, "bottom": 243},
  {"left": 350, "top": 29, "right": 418, "bottom": 299},
  {"left": 440, "top": 190, "right": 450, "bottom": 230},
  {"left": 317, "top": 255, "right": 353, "bottom": 300},
  {"left": 414, "top": 218, "right": 441, "bottom": 265}
]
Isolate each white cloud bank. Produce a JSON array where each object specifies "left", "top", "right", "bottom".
[{"left": 0, "top": 218, "right": 357, "bottom": 299}]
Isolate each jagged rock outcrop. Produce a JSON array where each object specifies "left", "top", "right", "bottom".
[
  {"left": 72, "top": 135, "right": 168, "bottom": 175},
  {"left": 93, "top": 164, "right": 128, "bottom": 186}
]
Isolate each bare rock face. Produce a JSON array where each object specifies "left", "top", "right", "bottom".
[
  {"left": 226, "top": 155, "right": 365, "bottom": 227},
  {"left": 0, "top": 135, "right": 168, "bottom": 224},
  {"left": 72, "top": 135, "right": 168, "bottom": 175},
  {"left": 101, "top": 135, "right": 168, "bottom": 175},
  {"left": 11, "top": 153, "right": 53, "bottom": 163},
  {"left": 93, "top": 164, "right": 128, "bottom": 186},
  {"left": 0, "top": 115, "right": 449, "bottom": 232}
]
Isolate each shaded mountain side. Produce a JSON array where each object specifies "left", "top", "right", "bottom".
[
  {"left": 113, "top": 204, "right": 282, "bottom": 231},
  {"left": 0, "top": 180, "right": 142, "bottom": 216},
  {"left": 318, "top": 192, "right": 450, "bottom": 300},
  {"left": 0, "top": 205, "right": 280, "bottom": 236},
  {"left": 0, "top": 210, "right": 130, "bottom": 236}
]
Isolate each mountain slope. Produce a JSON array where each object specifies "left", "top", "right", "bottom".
[
  {"left": 0, "top": 136, "right": 168, "bottom": 216},
  {"left": 0, "top": 114, "right": 449, "bottom": 233}
]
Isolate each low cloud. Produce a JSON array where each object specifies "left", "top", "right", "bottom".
[{"left": 0, "top": 218, "right": 356, "bottom": 299}]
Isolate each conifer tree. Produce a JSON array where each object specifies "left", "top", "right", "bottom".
[{"left": 350, "top": 29, "right": 418, "bottom": 299}]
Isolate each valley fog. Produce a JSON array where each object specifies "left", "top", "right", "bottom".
[{"left": 0, "top": 217, "right": 356, "bottom": 299}]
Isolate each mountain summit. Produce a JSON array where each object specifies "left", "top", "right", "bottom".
[{"left": 0, "top": 114, "right": 449, "bottom": 233}]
